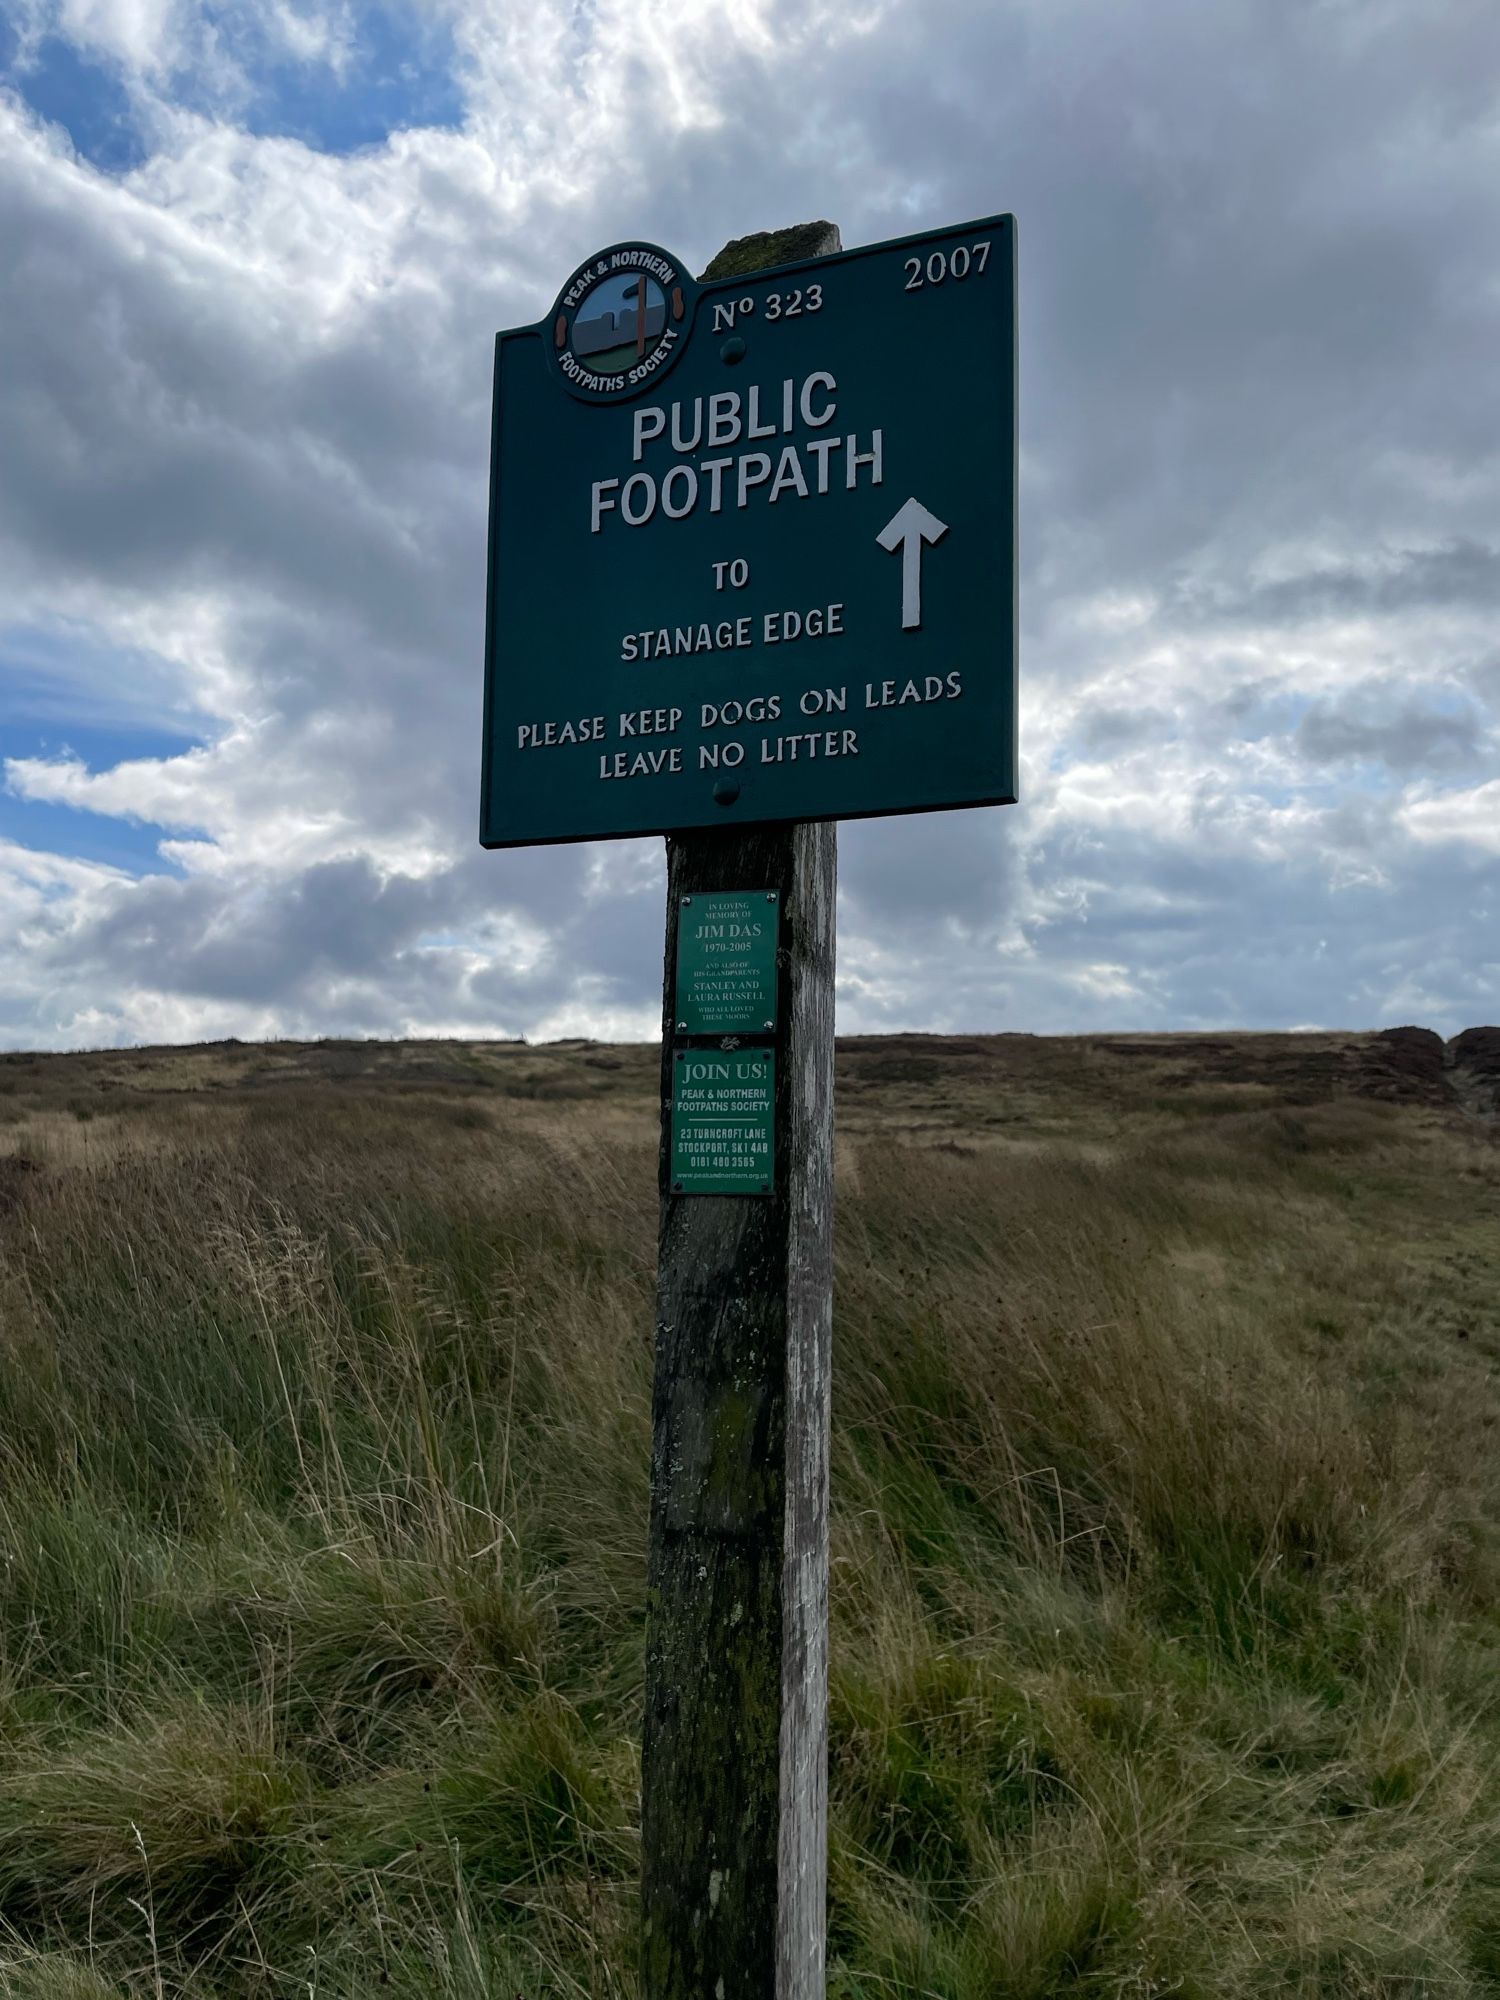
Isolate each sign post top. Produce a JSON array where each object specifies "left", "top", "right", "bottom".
[{"left": 481, "top": 213, "right": 1017, "bottom": 848}]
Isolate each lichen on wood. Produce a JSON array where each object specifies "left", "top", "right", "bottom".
[{"left": 700, "top": 223, "right": 841, "bottom": 283}]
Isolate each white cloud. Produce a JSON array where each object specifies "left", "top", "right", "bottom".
[
  {"left": 0, "top": 0, "right": 1497, "bottom": 1050},
  {"left": 9, "top": 0, "right": 184, "bottom": 78},
  {"left": 1400, "top": 780, "right": 1500, "bottom": 855}
]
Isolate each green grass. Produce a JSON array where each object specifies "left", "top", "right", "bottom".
[{"left": 0, "top": 1033, "right": 1497, "bottom": 1996}]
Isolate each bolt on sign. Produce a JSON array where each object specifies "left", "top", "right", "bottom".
[
  {"left": 674, "top": 890, "right": 780, "bottom": 1035},
  {"left": 480, "top": 216, "right": 1017, "bottom": 848},
  {"left": 670, "top": 1047, "right": 775, "bottom": 1194}
]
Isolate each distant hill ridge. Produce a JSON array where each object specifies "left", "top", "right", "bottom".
[
  {"left": 1, "top": 1023, "right": 1496, "bottom": 1122},
  {"left": 1079, "top": 1024, "right": 1500, "bottom": 1118}
]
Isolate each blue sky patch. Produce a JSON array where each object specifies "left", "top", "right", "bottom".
[
  {"left": 1, "top": 626, "right": 211, "bottom": 873},
  {"left": 2, "top": 720, "right": 206, "bottom": 876},
  {"left": 0, "top": 624, "right": 209, "bottom": 884},
  {"left": 1, "top": 623, "right": 210, "bottom": 740},
  {"left": 3, "top": 5, "right": 463, "bottom": 170},
  {"left": 200, "top": 1, "right": 465, "bottom": 152},
  {"left": 5, "top": 34, "right": 148, "bottom": 172},
  {"left": 0, "top": 787, "right": 185, "bottom": 878}
]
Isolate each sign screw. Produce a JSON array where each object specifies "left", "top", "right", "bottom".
[
  {"left": 676, "top": 1020, "right": 687, "bottom": 1030},
  {"left": 763, "top": 1021, "right": 774, "bottom": 1031},
  {"left": 713, "top": 779, "right": 741, "bottom": 806},
  {"left": 673, "top": 1181, "right": 684, "bottom": 1193},
  {"left": 721, "top": 335, "right": 747, "bottom": 364},
  {"left": 760, "top": 1182, "right": 769, "bottom": 1192},
  {"left": 766, "top": 892, "right": 777, "bottom": 901},
  {"left": 683, "top": 895, "right": 693, "bottom": 905}
]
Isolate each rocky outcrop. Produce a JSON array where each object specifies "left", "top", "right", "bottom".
[
  {"left": 1361, "top": 1026, "right": 1451, "bottom": 1104},
  {"left": 1447, "top": 1027, "right": 1500, "bottom": 1119}
]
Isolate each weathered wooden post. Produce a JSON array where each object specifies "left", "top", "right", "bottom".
[
  {"left": 640, "top": 222, "right": 840, "bottom": 2000},
  {"left": 480, "top": 211, "right": 1017, "bottom": 2000},
  {"left": 644, "top": 817, "right": 834, "bottom": 1997}
]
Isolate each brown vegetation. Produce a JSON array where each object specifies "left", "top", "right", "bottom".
[{"left": 0, "top": 1027, "right": 1497, "bottom": 1996}]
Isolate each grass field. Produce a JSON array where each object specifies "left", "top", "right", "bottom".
[{"left": 1, "top": 1026, "right": 1498, "bottom": 1997}]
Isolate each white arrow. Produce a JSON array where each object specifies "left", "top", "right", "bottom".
[{"left": 876, "top": 497, "right": 949, "bottom": 630}]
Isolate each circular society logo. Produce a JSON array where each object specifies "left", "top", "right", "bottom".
[{"left": 550, "top": 242, "right": 692, "bottom": 402}]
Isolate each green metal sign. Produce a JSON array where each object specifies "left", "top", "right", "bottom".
[
  {"left": 671, "top": 1048, "right": 775, "bottom": 1194},
  {"left": 674, "top": 890, "right": 780, "bottom": 1035},
  {"left": 481, "top": 215, "right": 1017, "bottom": 847}
]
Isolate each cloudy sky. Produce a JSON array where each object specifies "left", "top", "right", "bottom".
[{"left": 2, "top": 0, "right": 1497, "bottom": 1049}]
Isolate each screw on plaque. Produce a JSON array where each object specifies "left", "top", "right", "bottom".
[
  {"left": 673, "top": 1181, "right": 684, "bottom": 1192},
  {"left": 713, "top": 779, "right": 740, "bottom": 805},
  {"left": 766, "top": 892, "right": 777, "bottom": 901},
  {"left": 721, "top": 336, "right": 747, "bottom": 364},
  {"left": 683, "top": 895, "right": 692, "bottom": 905},
  {"left": 676, "top": 1020, "right": 687, "bottom": 1030},
  {"left": 763, "top": 1020, "right": 774, "bottom": 1031},
  {"left": 760, "top": 1182, "right": 769, "bottom": 1192}
]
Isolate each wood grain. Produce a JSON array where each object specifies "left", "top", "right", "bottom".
[{"left": 642, "top": 218, "right": 841, "bottom": 2000}]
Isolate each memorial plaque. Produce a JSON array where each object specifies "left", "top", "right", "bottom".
[
  {"left": 674, "top": 890, "right": 780, "bottom": 1035},
  {"left": 670, "top": 1048, "right": 775, "bottom": 1195},
  {"left": 481, "top": 215, "right": 1017, "bottom": 847}
]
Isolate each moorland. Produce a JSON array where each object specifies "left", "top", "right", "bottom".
[{"left": 1, "top": 1025, "right": 1498, "bottom": 1997}]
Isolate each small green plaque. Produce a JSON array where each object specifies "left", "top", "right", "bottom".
[
  {"left": 671, "top": 1048, "right": 775, "bottom": 1195},
  {"left": 675, "top": 891, "right": 780, "bottom": 1034}
]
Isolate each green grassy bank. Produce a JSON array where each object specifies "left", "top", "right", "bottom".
[{"left": 0, "top": 1031, "right": 1497, "bottom": 1997}]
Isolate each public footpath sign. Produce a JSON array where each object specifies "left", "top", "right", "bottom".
[
  {"left": 481, "top": 216, "right": 1016, "bottom": 2000},
  {"left": 481, "top": 215, "right": 1017, "bottom": 848}
]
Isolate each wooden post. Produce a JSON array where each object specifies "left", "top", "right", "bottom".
[{"left": 642, "top": 225, "right": 841, "bottom": 2000}]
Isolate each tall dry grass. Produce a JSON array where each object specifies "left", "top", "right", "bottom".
[{"left": 0, "top": 1060, "right": 1497, "bottom": 1996}]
